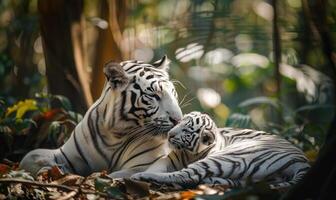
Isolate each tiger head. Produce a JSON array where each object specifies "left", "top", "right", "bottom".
[
  {"left": 167, "top": 112, "right": 217, "bottom": 153},
  {"left": 102, "top": 56, "right": 183, "bottom": 136}
]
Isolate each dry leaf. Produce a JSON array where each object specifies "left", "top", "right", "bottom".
[
  {"left": 180, "top": 190, "right": 196, "bottom": 200},
  {"left": 0, "top": 164, "right": 10, "bottom": 175},
  {"left": 51, "top": 174, "right": 83, "bottom": 186},
  {"left": 124, "top": 178, "right": 150, "bottom": 198},
  {"left": 48, "top": 166, "right": 64, "bottom": 180}
]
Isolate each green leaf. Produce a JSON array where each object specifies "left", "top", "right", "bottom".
[
  {"left": 238, "top": 96, "right": 280, "bottom": 110},
  {"left": 94, "top": 178, "right": 125, "bottom": 199},
  {"left": 94, "top": 177, "right": 110, "bottom": 192},
  {"left": 6, "top": 170, "right": 34, "bottom": 181},
  {"left": 225, "top": 113, "right": 252, "bottom": 128},
  {"left": 106, "top": 186, "right": 125, "bottom": 199},
  {"left": 52, "top": 95, "right": 72, "bottom": 111},
  {"left": 294, "top": 104, "right": 335, "bottom": 123},
  {"left": 68, "top": 111, "right": 83, "bottom": 123}
]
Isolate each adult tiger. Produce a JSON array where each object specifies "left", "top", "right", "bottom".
[
  {"left": 132, "top": 112, "right": 310, "bottom": 189},
  {"left": 20, "top": 56, "right": 183, "bottom": 178}
]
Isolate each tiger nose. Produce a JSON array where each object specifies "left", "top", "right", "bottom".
[
  {"left": 167, "top": 111, "right": 182, "bottom": 125},
  {"left": 169, "top": 117, "right": 179, "bottom": 125}
]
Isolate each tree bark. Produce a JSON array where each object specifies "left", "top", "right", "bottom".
[
  {"left": 90, "top": 0, "right": 126, "bottom": 100},
  {"left": 38, "top": 0, "right": 92, "bottom": 113}
]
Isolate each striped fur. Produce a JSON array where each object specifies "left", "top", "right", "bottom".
[
  {"left": 20, "top": 56, "right": 183, "bottom": 177},
  {"left": 131, "top": 112, "right": 310, "bottom": 189}
]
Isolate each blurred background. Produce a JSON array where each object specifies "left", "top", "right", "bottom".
[{"left": 0, "top": 0, "right": 335, "bottom": 162}]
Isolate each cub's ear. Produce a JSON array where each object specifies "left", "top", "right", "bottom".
[
  {"left": 152, "top": 55, "right": 170, "bottom": 71},
  {"left": 104, "top": 61, "right": 129, "bottom": 90},
  {"left": 201, "top": 129, "right": 215, "bottom": 145}
]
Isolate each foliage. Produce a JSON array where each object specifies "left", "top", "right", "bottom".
[
  {"left": 225, "top": 96, "right": 333, "bottom": 162},
  {"left": 0, "top": 0, "right": 335, "bottom": 199},
  {"left": 0, "top": 94, "right": 82, "bottom": 162}
]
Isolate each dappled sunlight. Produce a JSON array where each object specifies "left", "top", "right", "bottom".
[
  {"left": 204, "top": 48, "right": 233, "bottom": 65},
  {"left": 235, "top": 34, "right": 253, "bottom": 52},
  {"left": 197, "top": 88, "right": 221, "bottom": 108},
  {"left": 187, "top": 66, "right": 212, "bottom": 82},
  {"left": 253, "top": 1, "right": 273, "bottom": 21},
  {"left": 231, "top": 53, "right": 269, "bottom": 74},
  {"left": 133, "top": 47, "right": 154, "bottom": 62},
  {"left": 175, "top": 43, "right": 204, "bottom": 63},
  {"left": 280, "top": 64, "right": 334, "bottom": 103}
]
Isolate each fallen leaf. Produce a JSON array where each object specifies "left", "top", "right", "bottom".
[
  {"left": 124, "top": 178, "right": 150, "bottom": 198},
  {"left": 180, "top": 190, "right": 196, "bottom": 200},
  {"left": 48, "top": 166, "right": 64, "bottom": 180},
  {"left": 106, "top": 186, "right": 126, "bottom": 199},
  {"left": 0, "top": 164, "right": 10, "bottom": 175},
  {"left": 51, "top": 174, "right": 83, "bottom": 186}
]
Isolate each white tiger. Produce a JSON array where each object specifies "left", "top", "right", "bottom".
[
  {"left": 131, "top": 112, "right": 310, "bottom": 189},
  {"left": 20, "top": 56, "right": 183, "bottom": 178}
]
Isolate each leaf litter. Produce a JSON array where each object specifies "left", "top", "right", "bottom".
[{"left": 0, "top": 164, "right": 283, "bottom": 200}]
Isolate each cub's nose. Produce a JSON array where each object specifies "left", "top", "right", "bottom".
[{"left": 168, "top": 131, "right": 177, "bottom": 140}]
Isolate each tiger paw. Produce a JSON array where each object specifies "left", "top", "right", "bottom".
[
  {"left": 130, "top": 172, "right": 152, "bottom": 181},
  {"left": 131, "top": 173, "right": 174, "bottom": 189}
]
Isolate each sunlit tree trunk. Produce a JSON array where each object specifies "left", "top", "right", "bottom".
[
  {"left": 90, "top": 0, "right": 127, "bottom": 100},
  {"left": 38, "top": 0, "right": 92, "bottom": 113}
]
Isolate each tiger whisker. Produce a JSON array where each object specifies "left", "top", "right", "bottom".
[
  {"left": 181, "top": 96, "right": 196, "bottom": 107},
  {"left": 179, "top": 94, "right": 188, "bottom": 106},
  {"left": 171, "top": 79, "right": 186, "bottom": 90},
  {"left": 180, "top": 103, "right": 192, "bottom": 108}
]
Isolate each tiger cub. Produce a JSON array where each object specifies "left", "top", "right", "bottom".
[{"left": 131, "top": 112, "right": 310, "bottom": 189}]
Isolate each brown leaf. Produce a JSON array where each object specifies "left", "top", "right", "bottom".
[
  {"left": 124, "top": 178, "right": 150, "bottom": 198},
  {"left": 48, "top": 166, "right": 64, "bottom": 180},
  {"left": 51, "top": 174, "right": 84, "bottom": 186},
  {"left": 0, "top": 164, "right": 10, "bottom": 175}
]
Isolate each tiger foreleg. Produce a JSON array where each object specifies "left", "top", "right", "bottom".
[
  {"left": 144, "top": 156, "right": 176, "bottom": 173},
  {"left": 19, "top": 149, "right": 61, "bottom": 177},
  {"left": 131, "top": 169, "right": 203, "bottom": 189},
  {"left": 108, "top": 166, "right": 148, "bottom": 179},
  {"left": 202, "top": 177, "right": 245, "bottom": 187}
]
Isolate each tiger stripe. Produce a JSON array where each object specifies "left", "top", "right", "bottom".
[{"left": 20, "top": 56, "right": 183, "bottom": 178}]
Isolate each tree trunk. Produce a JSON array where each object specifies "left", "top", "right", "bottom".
[
  {"left": 90, "top": 0, "right": 126, "bottom": 100},
  {"left": 38, "top": 0, "right": 92, "bottom": 113}
]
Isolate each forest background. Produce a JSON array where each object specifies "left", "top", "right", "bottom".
[{"left": 0, "top": 0, "right": 335, "bottom": 199}]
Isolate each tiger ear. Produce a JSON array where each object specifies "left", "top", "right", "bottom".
[
  {"left": 201, "top": 129, "right": 215, "bottom": 145},
  {"left": 152, "top": 55, "right": 170, "bottom": 71},
  {"left": 104, "top": 61, "right": 129, "bottom": 90}
]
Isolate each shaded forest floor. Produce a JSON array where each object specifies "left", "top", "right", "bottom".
[{"left": 0, "top": 161, "right": 285, "bottom": 200}]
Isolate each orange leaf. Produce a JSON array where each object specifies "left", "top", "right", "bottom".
[
  {"left": 43, "top": 109, "right": 61, "bottom": 121},
  {"left": 48, "top": 166, "right": 64, "bottom": 180},
  {"left": 0, "top": 164, "right": 10, "bottom": 175},
  {"left": 180, "top": 191, "right": 196, "bottom": 200}
]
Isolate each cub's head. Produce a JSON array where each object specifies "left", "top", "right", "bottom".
[
  {"left": 102, "top": 56, "right": 182, "bottom": 135},
  {"left": 167, "top": 112, "right": 217, "bottom": 153}
]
